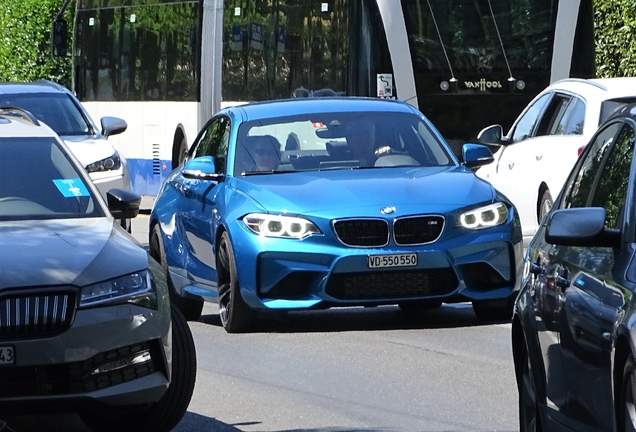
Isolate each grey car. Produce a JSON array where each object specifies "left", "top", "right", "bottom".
[{"left": 0, "top": 107, "right": 196, "bottom": 431}]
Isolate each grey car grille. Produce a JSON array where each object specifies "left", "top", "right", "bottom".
[
  {"left": 333, "top": 215, "right": 445, "bottom": 247},
  {"left": 0, "top": 291, "right": 76, "bottom": 339}
]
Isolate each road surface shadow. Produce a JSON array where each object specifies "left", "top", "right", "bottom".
[{"left": 198, "top": 303, "right": 510, "bottom": 333}]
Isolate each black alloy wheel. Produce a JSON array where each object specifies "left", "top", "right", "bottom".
[
  {"left": 619, "top": 354, "right": 636, "bottom": 432},
  {"left": 519, "top": 343, "right": 542, "bottom": 432},
  {"left": 149, "top": 224, "right": 203, "bottom": 321},
  {"left": 217, "top": 231, "right": 255, "bottom": 333}
]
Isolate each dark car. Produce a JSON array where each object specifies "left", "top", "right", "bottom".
[
  {"left": 512, "top": 103, "right": 636, "bottom": 431},
  {"left": 0, "top": 108, "right": 196, "bottom": 431}
]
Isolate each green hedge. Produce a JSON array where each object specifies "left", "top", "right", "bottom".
[
  {"left": 0, "top": 1, "right": 633, "bottom": 86},
  {"left": 0, "top": 0, "right": 74, "bottom": 87},
  {"left": 594, "top": 0, "right": 636, "bottom": 77}
]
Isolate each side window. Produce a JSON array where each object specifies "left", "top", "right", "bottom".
[
  {"left": 511, "top": 93, "right": 551, "bottom": 143},
  {"left": 193, "top": 116, "right": 230, "bottom": 172},
  {"left": 537, "top": 94, "right": 571, "bottom": 136},
  {"left": 564, "top": 98, "right": 585, "bottom": 135},
  {"left": 561, "top": 122, "right": 623, "bottom": 209},
  {"left": 591, "top": 124, "right": 635, "bottom": 229}
]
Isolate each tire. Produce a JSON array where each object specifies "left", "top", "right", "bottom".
[
  {"left": 619, "top": 354, "right": 636, "bottom": 432},
  {"left": 79, "top": 307, "right": 197, "bottom": 432},
  {"left": 538, "top": 189, "right": 553, "bottom": 224},
  {"left": 173, "top": 136, "right": 188, "bottom": 170},
  {"left": 472, "top": 299, "right": 513, "bottom": 322},
  {"left": 217, "top": 231, "right": 255, "bottom": 333},
  {"left": 150, "top": 224, "right": 203, "bottom": 321},
  {"left": 519, "top": 342, "right": 542, "bottom": 432}
]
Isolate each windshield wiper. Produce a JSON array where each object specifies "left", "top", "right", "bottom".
[{"left": 241, "top": 169, "right": 295, "bottom": 176}]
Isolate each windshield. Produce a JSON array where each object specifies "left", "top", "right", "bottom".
[
  {"left": 234, "top": 111, "right": 455, "bottom": 176},
  {"left": 0, "top": 93, "right": 92, "bottom": 136},
  {"left": 0, "top": 137, "right": 104, "bottom": 221}
]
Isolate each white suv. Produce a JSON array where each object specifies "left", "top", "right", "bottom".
[{"left": 476, "top": 77, "right": 636, "bottom": 245}]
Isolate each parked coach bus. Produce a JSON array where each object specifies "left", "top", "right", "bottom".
[{"left": 63, "top": 0, "right": 594, "bottom": 196}]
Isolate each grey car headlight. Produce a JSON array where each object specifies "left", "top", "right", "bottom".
[
  {"left": 243, "top": 213, "right": 322, "bottom": 239},
  {"left": 86, "top": 151, "right": 122, "bottom": 173},
  {"left": 80, "top": 270, "right": 157, "bottom": 309},
  {"left": 458, "top": 202, "right": 508, "bottom": 230}
]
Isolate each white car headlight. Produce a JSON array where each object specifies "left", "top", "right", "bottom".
[
  {"left": 243, "top": 213, "right": 322, "bottom": 239},
  {"left": 458, "top": 202, "right": 508, "bottom": 230},
  {"left": 80, "top": 270, "right": 156, "bottom": 308}
]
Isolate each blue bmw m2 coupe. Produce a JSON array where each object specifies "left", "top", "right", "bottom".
[{"left": 150, "top": 97, "right": 523, "bottom": 332}]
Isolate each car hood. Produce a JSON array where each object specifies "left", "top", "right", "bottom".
[
  {"left": 234, "top": 166, "right": 496, "bottom": 217},
  {"left": 0, "top": 218, "right": 149, "bottom": 290},
  {"left": 62, "top": 135, "right": 116, "bottom": 168}
]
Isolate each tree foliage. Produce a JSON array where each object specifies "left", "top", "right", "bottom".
[
  {"left": 0, "top": 0, "right": 74, "bottom": 86},
  {"left": 594, "top": 0, "right": 636, "bottom": 77}
]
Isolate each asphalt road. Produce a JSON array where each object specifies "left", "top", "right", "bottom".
[{"left": 4, "top": 214, "right": 520, "bottom": 432}]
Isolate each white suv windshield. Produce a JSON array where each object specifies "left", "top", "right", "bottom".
[
  {"left": 0, "top": 137, "right": 104, "bottom": 221},
  {"left": 0, "top": 93, "right": 92, "bottom": 136}
]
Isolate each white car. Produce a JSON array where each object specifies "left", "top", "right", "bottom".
[{"left": 476, "top": 77, "right": 636, "bottom": 245}]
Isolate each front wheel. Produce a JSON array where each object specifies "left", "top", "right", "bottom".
[
  {"left": 519, "top": 342, "right": 542, "bottom": 432},
  {"left": 217, "top": 231, "right": 256, "bottom": 333},
  {"left": 79, "top": 307, "right": 197, "bottom": 432},
  {"left": 619, "top": 354, "right": 636, "bottom": 432}
]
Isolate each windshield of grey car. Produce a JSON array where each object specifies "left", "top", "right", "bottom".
[
  {"left": 234, "top": 111, "right": 455, "bottom": 176},
  {"left": 0, "top": 137, "right": 104, "bottom": 221},
  {"left": 0, "top": 93, "right": 92, "bottom": 136}
]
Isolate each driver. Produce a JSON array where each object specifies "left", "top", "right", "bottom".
[{"left": 245, "top": 135, "right": 281, "bottom": 171}]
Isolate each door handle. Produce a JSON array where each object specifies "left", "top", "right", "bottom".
[
  {"left": 508, "top": 162, "right": 515, "bottom": 170},
  {"left": 536, "top": 154, "right": 543, "bottom": 161},
  {"left": 529, "top": 261, "right": 543, "bottom": 275},
  {"left": 555, "top": 273, "right": 570, "bottom": 289}
]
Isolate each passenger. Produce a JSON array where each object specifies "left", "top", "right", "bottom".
[{"left": 346, "top": 119, "right": 392, "bottom": 166}]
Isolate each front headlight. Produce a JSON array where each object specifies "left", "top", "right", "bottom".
[
  {"left": 86, "top": 151, "right": 122, "bottom": 173},
  {"left": 243, "top": 213, "right": 322, "bottom": 239},
  {"left": 80, "top": 270, "right": 157, "bottom": 309},
  {"left": 458, "top": 202, "right": 508, "bottom": 230}
]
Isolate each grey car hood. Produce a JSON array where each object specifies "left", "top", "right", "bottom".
[{"left": 0, "top": 218, "right": 148, "bottom": 290}]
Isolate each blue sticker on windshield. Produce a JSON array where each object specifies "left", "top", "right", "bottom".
[{"left": 53, "top": 179, "right": 90, "bottom": 197}]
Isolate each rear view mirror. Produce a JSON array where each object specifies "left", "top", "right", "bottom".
[
  {"left": 101, "top": 116, "right": 128, "bottom": 138},
  {"left": 107, "top": 188, "right": 141, "bottom": 220},
  {"left": 51, "top": 19, "right": 68, "bottom": 57},
  {"left": 477, "top": 125, "right": 504, "bottom": 146},
  {"left": 462, "top": 144, "right": 494, "bottom": 169}
]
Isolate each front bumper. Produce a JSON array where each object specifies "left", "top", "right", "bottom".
[{"left": 0, "top": 302, "right": 170, "bottom": 411}]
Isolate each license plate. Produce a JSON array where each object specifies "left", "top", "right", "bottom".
[
  {"left": 368, "top": 253, "right": 418, "bottom": 268},
  {"left": 0, "top": 346, "right": 14, "bottom": 365}
]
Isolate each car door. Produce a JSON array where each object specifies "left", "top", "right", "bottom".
[
  {"left": 178, "top": 115, "right": 231, "bottom": 288},
  {"left": 491, "top": 92, "right": 552, "bottom": 238},
  {"left": 545, "top": 120, "right": 633, "bottom": 431}
]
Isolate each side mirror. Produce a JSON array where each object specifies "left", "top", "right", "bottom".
[
  {"left": 545, "top": 207, "right": 620, "bottom": 248},
  {"left": 107, "top": 188, "right": 141, "bottom": 220},
  {"left": 477, "top": 124, "right": 505, "bottom": 146},
  {"left": 183, "top": 156, "right": 225, "bottom": 181},
  {"left": 462, "top": 144, "right": 494, "bottom": 169},
  {"left": 51, "top": 19, "right": 68, "bottom": 57},
  {"left": 101, "top": 116, "right": 128, "bottom": 138}
]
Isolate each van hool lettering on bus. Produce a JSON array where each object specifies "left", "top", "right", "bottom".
[{"left": 464, "top": 79, "right": 503, "bottom": 91}]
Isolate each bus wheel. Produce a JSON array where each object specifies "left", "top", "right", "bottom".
[
  {"left": 150, "top": 224, "right": 203, "bottom": 321},
  {"left": 172, "top": 136, "right": 188, "bottom": 170},
  {"left": 79, "top": 307, "right": 197, "bottom": 432}
]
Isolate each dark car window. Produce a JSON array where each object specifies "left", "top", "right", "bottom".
[
  {"left": 0, "top": 137, "right": 103, "bottom": 221},
  {"left": 591, "top": 124, "right": 635, "bottom": 229},
  {"left": 537, "top": 94, "right": 571, "bottom": 136},
  {"left": 511, "top": 93, "right": 551, "bottom": 143},
  {"left": 562, "top": 121, "right": 623, "bottom": 209},
  {"left": 0, "top": 93, "right": 92, "bottom": 136},
  {"left": 193, "top": 116, "right": 230, "bottom": 173}
]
